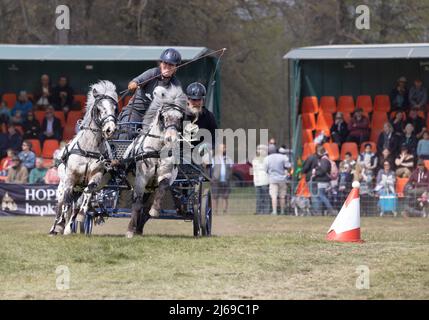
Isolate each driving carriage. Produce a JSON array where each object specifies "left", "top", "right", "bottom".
[
  {"left": 51, "top": 81, "right": 213, "bottom": 237},
  {"left": 71, "top": 121, "right": 213, "bottom": 237}
]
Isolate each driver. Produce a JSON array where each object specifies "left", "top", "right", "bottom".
[
  {"left": 118, "top": 48, "right": 183, "bottom": 139},
  {"left": 128, "top": 82, "right": 219, "bottom": 237},
  {"left": 184, "top": 82, "right": 218, "bottom": 149}
]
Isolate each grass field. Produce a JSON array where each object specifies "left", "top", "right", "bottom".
[{"left": 0, "top": 215, "right": 428, "bottom": 300}]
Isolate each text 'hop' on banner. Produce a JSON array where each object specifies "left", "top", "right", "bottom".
[{"left": 0, "top": 184, "right": 58, "bottom": 216}]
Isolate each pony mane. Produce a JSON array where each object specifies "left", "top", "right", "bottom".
[
  {"left": 82, "top": 80, "right": 118, "bottom": 126},
  {"left": 142, "top": 85, "right": 187, "bottom": 132}
]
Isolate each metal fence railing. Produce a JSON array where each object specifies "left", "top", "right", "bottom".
[{"left": 214, "top": 180, "right": 429, "bottom": 217}]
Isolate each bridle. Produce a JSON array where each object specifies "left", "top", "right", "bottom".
[
  {"left": 126, "top": 102, "right": 185, "bottom": 164},
  {"left": 158, "top": 103, "right": 184, "bottom": 132},
  {"left": 80, "top": 94, "right": 118, "bottom": 133}
]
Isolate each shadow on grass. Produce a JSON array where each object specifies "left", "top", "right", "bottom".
[{"left": 50, "top": 233, "right": 220, "bottom": 240}]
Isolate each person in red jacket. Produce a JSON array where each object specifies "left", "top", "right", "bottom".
[
  {"left": 347, "top": 108, "right": 370, "bottom": 146},
  {"left": 404, "top": 159, "right": 429, "bottom": 214}
]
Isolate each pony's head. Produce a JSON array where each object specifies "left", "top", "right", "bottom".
[
  {"left": 145, "top": 85, "right": 187, "bottom": 144},
  {"left": 84, "top": 81, "right": 118, "bottom": 139}
]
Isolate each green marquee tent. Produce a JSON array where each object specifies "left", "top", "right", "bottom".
[
  {"left": 0, "top": 44, "right": 221, "bottom": 122},
  {"left": 283, "top": 43, "right": 429, "bottom": 163}
]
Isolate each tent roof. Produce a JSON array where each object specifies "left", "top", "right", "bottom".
[
  {"left": 0, "top": 45, "right": 209, "bottom": 61},
  {"left": 284, "top": 43, "right": 429, "bottom": 60}
]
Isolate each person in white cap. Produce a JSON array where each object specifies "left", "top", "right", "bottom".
[{"left": 264, "top": 146, "right": 291, "bottom": 215}]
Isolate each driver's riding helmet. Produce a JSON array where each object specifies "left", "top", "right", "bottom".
[
  {"left": 186, "top": 82, "right": 206, "bottom": 100},
  {"left": 160, "top": 48, "right": 182, "bottom": 66}
]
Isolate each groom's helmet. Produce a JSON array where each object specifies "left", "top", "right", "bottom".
[
  {"left": 186, "top": 82, "right": 206, "bottom": 100},
  {"left": 160, "top": 48, "right": 182, "bottom": 66}
]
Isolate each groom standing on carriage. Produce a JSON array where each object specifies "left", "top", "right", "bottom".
[{"left": 118, "top": 48, "right": 183, "bottom": 139}]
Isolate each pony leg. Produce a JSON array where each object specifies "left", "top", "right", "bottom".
[
  {"left": 127, "top": 162, "right": 153, "bottom": 238},
  {"left": 64, "top": 182, "right": 97, "bottom": 235},
  {"left": 136, "top": 193, "right": 155, "bottom": 235},
  {"left": 149, "top": 156, "right": 175, "bottom": 218},
  {"left": 51, "top": 184, "right": 74, "bottom": 235},
  {"left": 127, "top": 197, "right": 144, "bottom": 238},
  {"left": 149, "top": 178, "right": 170, "bottom": 218}
]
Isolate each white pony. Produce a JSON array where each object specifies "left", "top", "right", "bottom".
[
  {"left": 49, "top": 80, "right": 118, "bottom": 235},
  {"left": 125, "top": 85, "right": 187, "bottom": 237}
]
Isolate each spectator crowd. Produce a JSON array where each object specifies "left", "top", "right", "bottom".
[
  {"left": 299, "top": 77, "right": 429, "bottom": 217},
  {"left": 0, "top": 74, "right": 80, "bottom": 184}
]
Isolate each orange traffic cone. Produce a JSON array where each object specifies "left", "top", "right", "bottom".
[{"left": 327, "top": 181, "right": 364, "bottom": 243}]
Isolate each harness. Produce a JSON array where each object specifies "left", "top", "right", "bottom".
[
  {"left": 61, "top": 94, "right": 118, "bottom": 166},
  {"left": 127, "top": 103, "right": 184, "bottom": 164}
]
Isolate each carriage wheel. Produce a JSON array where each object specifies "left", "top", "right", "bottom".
[
  {"left": 73, "top": 220, "right": 85, "bottom": 234},
  {"left": 84, "top": 214, "right": 94, "bottom": 235},
  {"left": 200, "top": 189, "right": 212, "bottom": 236},
  {"left": 193, "top": 210, "right": 201, "bottom": 237},
  {"left": 193, "top": 191, "right": 202, "bottom": 237},
  {"left": 71, "top": 214, "right": 93, "bottom": 235},
  {"left": 193, "top": 184, "right": 203, "bottom": 237}
]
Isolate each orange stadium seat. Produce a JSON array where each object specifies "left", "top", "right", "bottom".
[
  {"left": 28, "top": 139, "right": 42, "bottom": 157},
  {"left": 319, "top": 96, "right": 337, "bottom": 114},
  {"left": 34, "top": 111, "right": 45, "bottom": 125},
  {"left": 63, "top": 126, "right": 76, "bottom": 141},
  {"left": 337, "top": 96, "right": 355, "bottom": 114},
  {"left": 54, "top": 111, "right": 66, "bottom": 127},
  {"left": 302, "top": 129, "right": 313, "bottom": 144},
  {"left": 316, "top": 112, "right": 333, "bottom": 131},
  {"left": 301, "top": 113, "right": 316, "bottom": 130},
  {"left": 370, "top": 127, "right": 383, "bottom": 143},
  {"left": 360, "top": 141, "right": 377, "bottom": 153},
  {"left": 396, "top": 177, "right": 409, "bottom": 198},
  {"left": 342, "top": 112, "right": 351, "bottom": 124},
  {"left": 371, "top": 111, "right": 388, "bottom": 130},
  {"left": 73, "top": 94, "right": 87, "bottom": 109},
  {"left": 356, "top": 95, "right": 373, "bottom": 113},
  {"left": 66, "top": 111, "right": 83, "bottom": 126},
  {"left": 340, "top": 142, "right": 358, "bottom": 160},
  {"left": 302, "top": 142, "right": 316, "bottom": 161},
  {"left": 42, "top": 140, "right": 59, "bottom": 159},
  {"left": 301, "top": 96, "right": 319, "bottom": 114},
  {"left": 2, "top": 93, "right": 17, "bottom": 108},
  {"left": 374, "top": 95, "right": 391, "bottom": 112},
  {"left": 323, "top": 142, "right": 340, "bottom": 161},
  {"left": 42, "top": 158, "right": 53, "bottom": 169}
]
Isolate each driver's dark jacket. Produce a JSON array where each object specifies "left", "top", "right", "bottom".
[
  {"left": 118, "top": 67, "right": 181, "bottom": 138},
  {"left": 124, "top": 67, "right": 181, "bottom": 116},
  {"left": 185, "top": 107, "right": 218, "bottom": 148}
]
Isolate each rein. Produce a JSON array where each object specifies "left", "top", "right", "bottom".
[
  {"left": 127, "top": 103, "right": 184, "bottom": 164},
  {"left": 62, "top": 95, "right": 119, "bottom": 164},
  {"left": 119, "top": 48, "right": 227, "bottom": 99},
  {"left": 79, "top": 95, "right": 118, "bottom": 133}
]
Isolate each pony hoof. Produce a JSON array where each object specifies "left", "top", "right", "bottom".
[
  {"left": 149, "top": 208, "right": 160, "bottom": 218},
  {"left": 64, "top": 225, "right": 72, "bottom": 235},
  {"left": 126, "top": 231, "right": 134, "bottom": 239},
  {"left": 53, "top": 225, "right": 64, "bottom": 235}
]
